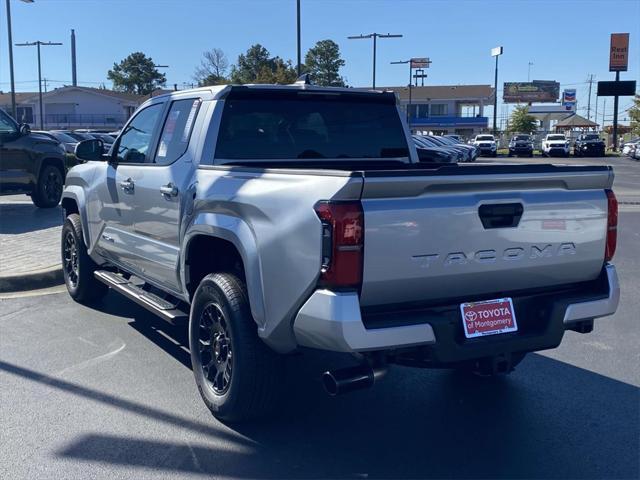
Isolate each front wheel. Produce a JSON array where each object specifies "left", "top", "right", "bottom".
[
  {"left": 32, "top": 164, "right": 63, "bottom": 208},
  {"left": 189, "top": 273, "right": 283, "bottom": 422},
  {"left": 61, "top": 214, "right": 108, "bottom": 303}
]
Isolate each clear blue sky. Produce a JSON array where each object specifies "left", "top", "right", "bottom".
[{"left": 1, "top": 0, "right": 639, "bottom": 123}]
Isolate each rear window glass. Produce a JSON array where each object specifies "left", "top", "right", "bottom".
[
  {"left": 215, "top": 93, "right": 409, "bottom": 160},
  {"left": 476, "top": 135, "right": 494, "bottom": 141}
]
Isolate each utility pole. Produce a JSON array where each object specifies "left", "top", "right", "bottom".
[
  {"left": 491, "top": 46, "right": 503, "bottom": 136},
  {"left": 586, "top": 74, "right": 594, "bottom": 121},
  {"left": 296, "top": 0, "right": 301, "bottom": 76},
  {"left": 43, "top": 77, "right": 48, "bottom": 92},
  {"left": 71, "top": 29, "right": 77, "bottom": 86},
  {"left": 527, "top": 61, "right": 533, "bottom": 82},
  {"left": 348, "top": 32, "right": 403, "bottom": 89},
  {"left": 15, "top": 40, "right": 62, "bottom": 130}
]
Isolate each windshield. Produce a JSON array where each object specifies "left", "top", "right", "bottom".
[
  {"left": 476, "top": 135, "right": 494, "bottom": 141},
  {"left": 514, "top": 135, "right": 531, "bottom": 141},
  {"left": 0, "top": 109, "right": 18, "bottom": 134},
  {"left": 583, "top": 134, "right": 600, "bottom": 141},
  {"left": 547, "top": 135, "right": 565, "bottom": 141},
  {"left": 216, "top": 92, "right": 409, "bottom": 160}
]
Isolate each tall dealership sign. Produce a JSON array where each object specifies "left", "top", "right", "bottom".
[
  {"left": 609, "top": 33, "right": 629, "bottom": 72},
  {"left": 503, "top": 80, "right": 560, "bottom": 103}
]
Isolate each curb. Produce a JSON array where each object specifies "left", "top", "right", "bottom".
[{"left": 0, "top": 265, "right": 64, "bottom": 293}]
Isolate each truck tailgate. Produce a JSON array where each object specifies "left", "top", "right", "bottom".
[{"left": 359, "top": 165, "right": 613, "bottom": 307}]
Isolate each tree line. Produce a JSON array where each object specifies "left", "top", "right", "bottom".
[{"left": 107, "top": 40, "right": 346, "bottom": 95}]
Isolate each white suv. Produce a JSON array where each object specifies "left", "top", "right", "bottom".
[{"left": 542, "top": 134, "right": 570, "bottom": 157}]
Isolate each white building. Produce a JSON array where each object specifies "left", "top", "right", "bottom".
[{"left": 0, "top": 86, "right": 143, "bottom": 130}]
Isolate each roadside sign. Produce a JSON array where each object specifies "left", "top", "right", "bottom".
[
  {"left": 609, "top": 33, "right": 629, "bottom": 72},
  {"left": 562, "top": 89, "right": 576, "bottom": 110},
  {"left": 491, "top": 46, "right": 503, "bottom": 57},
  {"left": 410, "top": 57, "right": 430, "bottom": 68},
  {"left": 597, "top": 80, "right": 636, "bottom": 96}
]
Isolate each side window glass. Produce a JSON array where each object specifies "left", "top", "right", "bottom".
[
  {"left": 116, "top": 103, "right": 163, "bottom": 164},
  {"left": 155, "top": 98, "right": 201, "bottom": 165}
]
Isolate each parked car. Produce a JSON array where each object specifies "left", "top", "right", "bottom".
[
  {"left": 508, "top": 134, "right": 534, "bottom": 157},
  {"left": 0, "top": 109, "right": 67, "bottom": 207},
  {"left": 52, "top": 130, "right": 95, "bottom": 143},
  {"left": 621, "top": 138, "right": 639, "bottom": 157},
  {"left": 420, "top": 135, "right": 470, "bottom": 162},
  {"left": 633, "top": 144, "right": 640, "bottom": 160},
  {"left": 33, "top": 130, "right": 78, "bottom": 154},
  {"left": 472, "top": 134, "right": 497, "bottom": 157},
  {"left": 412, "top": 136, "right": 456, "bottom": 163},
  {"left": 574, "top": 133, "right": 605, "bottom": 157},
  {"left": 436, "top": 135, "right": 478, "bottom": 161},
  {"left": 542, "top": 134, "right": 570, "bottom": 157},
  {"left": 63, "top": 84, "right": 619, "bottom": 422},
  {"left": 444, "top": 134, "right": 461, "bottom": 142}
]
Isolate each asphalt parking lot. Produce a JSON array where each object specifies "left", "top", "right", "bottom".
[{"left": 1, "top": 156, "right": 638, "bottom": 480}]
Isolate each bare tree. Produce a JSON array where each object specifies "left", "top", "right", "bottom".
[{"left": 194, "top": 48, "right": 229, "bottom": 85}]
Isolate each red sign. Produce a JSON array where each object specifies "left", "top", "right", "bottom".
[
  {"left": 460, "top": 298, "right": 518, "bottom": 338},
  {"left": 610, "top": 33, "right": 629, "bottom": 72}
]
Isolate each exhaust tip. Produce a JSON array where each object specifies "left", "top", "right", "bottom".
[{"left": 322, "top": 371, "right": 339, "bottom": 397}]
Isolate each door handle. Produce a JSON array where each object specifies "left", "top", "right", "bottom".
[
  {"left": 160, "top": 183, "right": 178, "bottom": 197},
  {"left": 119, "top": 178, "right": 134, "bottom": 193}
]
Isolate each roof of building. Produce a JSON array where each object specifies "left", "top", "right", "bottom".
[
  {"left": 555, "top": 113, "right": 599, "bottom": 129},
  {"left": 0, "top": 86, "right": 145, "bottom": 105},
  {"left": 385, "top": 84, "right": 495, "bottom": 101}
]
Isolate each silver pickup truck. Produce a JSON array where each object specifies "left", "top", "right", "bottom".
[{"left": 62, "top": 83, "right": 620, "bottom": 421}]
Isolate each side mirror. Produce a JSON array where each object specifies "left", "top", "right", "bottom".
[
  {"left": 19, "top": 123, "right": 31, "bottom": 136},
  {"left": 75, "top": 138, "right": 105, "bottom": 161}
]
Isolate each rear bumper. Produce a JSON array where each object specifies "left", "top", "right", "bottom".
[{"left": 293, "top": 265, "right": 618, "bottom": 356}]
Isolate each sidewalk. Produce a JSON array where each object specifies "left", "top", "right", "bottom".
[{"left": 0, "top": 195, "right": 63, "bottom": 292}]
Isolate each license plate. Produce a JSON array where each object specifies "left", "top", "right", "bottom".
[{"left": 460, "top": 298, "right": 518, "bottom": 339}]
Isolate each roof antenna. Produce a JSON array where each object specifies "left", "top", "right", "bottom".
[{"left": 294, "top": 73, "right": 312, "bottom": 85}]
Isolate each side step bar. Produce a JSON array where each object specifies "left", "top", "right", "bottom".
[{"left": 94, "top": 270, "right": 188, "bottom": 324}]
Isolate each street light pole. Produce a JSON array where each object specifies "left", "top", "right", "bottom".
[
  {"left": 5, "top": 0, "right": 34, "bottom": 119},
  {"left": 16, "top": 40, "right": 62, "bottom": 129},
  {"left": 391, "top": 60, "right": 411, "bottom": 122},
  {"left": 348, "top": 32, "right": 403, "bottom": 89},
  {"left": 491, "top": 46, "right": 503, "bottom": 136},
  {"left": 296, "top": 0, "right": 301, "bottom": 76},
  {"left": 150, "top": 64, "right": 169, "bottom": 97}
]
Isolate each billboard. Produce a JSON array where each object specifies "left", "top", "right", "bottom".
[
  {"left": 410, "top": 57, "right": 430, "bottom": 68},
  {"left": 562, "top": 89, "right": 576, "bottom": 110},
  {"left": 609, "top": 33, "right": 630, "bottom": 72},
  {"left": 503, "top": 81, "right": 560, "bottom": 103}
]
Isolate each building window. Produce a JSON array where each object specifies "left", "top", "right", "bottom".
[
  {"left": 16, "top": 106, "right": 34, "bottom": 124},
  {"left": 408, "top": 104, "right": 429, "bottom": 119},
  {"left": 430, "top": 104, "right": 448, "bottom": 116}
]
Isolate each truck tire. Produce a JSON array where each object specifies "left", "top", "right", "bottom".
[
  {"left": 189, "top": 273, "right": 283, "bottom": 422},
  {"left": 61, "top": 214, "right": 108, "bottom": 303},
  {"left": 32, "top": 164, "right": 63, "bottom": 208}
]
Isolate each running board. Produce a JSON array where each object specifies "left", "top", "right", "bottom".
[{"left": 94, "top": 270, "right": 188, "bottom": 324}]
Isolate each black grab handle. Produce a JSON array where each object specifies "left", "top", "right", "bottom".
[{"left": 478, "top": 203, "right": 524, "bottom": 229}]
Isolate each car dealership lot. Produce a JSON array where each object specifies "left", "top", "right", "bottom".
[{"left": 0, "top": 156, "right": 638, "bottom": 480}]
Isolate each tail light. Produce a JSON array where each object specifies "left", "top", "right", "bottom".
[
  {"left": 605, "top": 189, "right": 618, "bottom": 262},
  {"left": 314, "top": 201, "right": 364, "bottom": 288}
]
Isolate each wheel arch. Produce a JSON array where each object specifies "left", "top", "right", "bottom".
[
  {"left": 182, "top": 213, "right": 266, "bottom": 328},
  {"left": 61, "top": 187, "right": 91, "bottom": 247}
]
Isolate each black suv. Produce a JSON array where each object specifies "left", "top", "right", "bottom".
[
  {"left": 0, "top": 109, "right": 68, "bottom": 207},
  {"left": 574, "top": 133, "right": 605, "bottom": 157},
  {"left": 508, "top": 134, "right": 534, "bottom": 157}
]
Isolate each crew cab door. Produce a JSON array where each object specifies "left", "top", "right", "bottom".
[
  {"left": 91, "top": 102, "right": 166, "bottom": 271},
  {"left": 126, "top": 97, "right": 202, "bottom": 292}
]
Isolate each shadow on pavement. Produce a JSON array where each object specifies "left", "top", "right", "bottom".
[
  {"left": 0, "top": 202, "right": 62, "bottom": 234},
  {"left": 1, "top": 328, "right": 637, "bottom": 479}
]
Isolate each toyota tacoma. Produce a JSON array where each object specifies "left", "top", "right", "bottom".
[{"left": 61, "top": 83, "right": 620, "bottom": 421}]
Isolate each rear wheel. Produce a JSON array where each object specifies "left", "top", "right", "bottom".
[
  {"left": 189, "top": 273, "right": 283, "bottom": 422},
  {"left": 61, "top": 214, "right": 108, "bottom": 303},
  {"left": 32, "top": 164, "right": 63, "bottom": 208}
]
